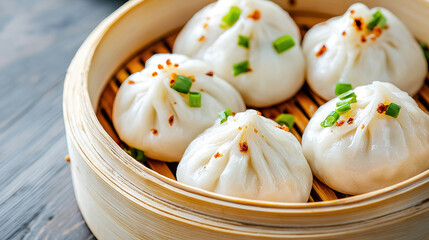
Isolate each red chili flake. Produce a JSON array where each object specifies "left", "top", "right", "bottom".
[
  {"left": 248, "top": 10, "right": 261, "bottom": 20},
  {"left": 214, "top": 152, "right": 223, "bottom": 158},
  {"left": 168, "top": 115, "right": 174, "bottom": 126},
  {"left": 384, "top": 25, "right": 389, "bottom": 30},
  {"left": 170, "top": 79, "right": 175, "bottom": 85},
  {"left": 361, "top": 124, "right": 365, "bottom": 129},
  {"left": 377, "top": 103, "right": 389, "bottom": 114},
  {"left": 335, "top": 120, "right": 345, "bottom": 127},
  {"left": 353, "top": 17, "right": 363, "bottom": 31},
  {"left": 203, "top": 23, "right": 208, "bottom": 29},
  {"left": 342, "top": 31, "right": 346, "bottom": 36},
  {"left": 254, "top": 128, "right": 258, "bottom": 133},
  {"left": 173, "top": 101, "right": 177, "bottom": 105},
  {"left": 256, "top": 111, "right": 262, "bottom": 116},
  {"left": 347, "top": 118, "right": 354, "bottom": 125},
  {"left": 158, "top": 64, "right": 164, "bottom": 70},
  {"left": 239, "top": 142, "right": 248, "bottom": 153},
  {"left": 360, "top": 34, "right": 367, "bottom": 43},
  {"left": 276, "top": 125, "right": 290, "bottom": 132},
  {"left": 262, "top": 135, "right": 264, "bottom": 138},
  {"left": 150, "top": 129, "right": 158, "bottom": 135},
  {"left": 198, "top": 36, "right": 206, "bottom": 42},
  {"left": 316, "top": 45, "right": 327, "bottom": 57},
  {"left": 238, "top": 126, "right": 242, "bottom": 130},
  {"left": 128, "top": 80, "right": 135, "bottom": 85},
  {"left": 174, "top": 63, "right": 179, "bottom": 67},
  {"left": 373, "top": 26, "right": 382, "bottom": 38},
  {"left": 171, "top": 73, "right": 177, "bottom": 79},
  {"left": 350, "top": 10, "right": 355, "bottom": 14},
  {"left": 206, "top": 71, "right": 214, "bottom": 76},
  {"left": 247, "top": 67, "right": 253, "bottom": 72},
  {"left": 189, "top": 75, "right": 195, "bottom": 82},
  {"left": 152, "top": 72, "right": 158, "bottom": 77},
  {"left": 200, "top": 89, "right": 204, "bottom": 92},
  {"left": 166, "top": 59, "right": 172, "bottom": 66},
  {"left": 244, "top": 126, "right": 247, "bottom": 129}
]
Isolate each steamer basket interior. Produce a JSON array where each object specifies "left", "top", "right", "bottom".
[{"left": 96, "top": 9, "right": 429, "bottom": 204}]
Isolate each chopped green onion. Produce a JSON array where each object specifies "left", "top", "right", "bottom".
[
  {"left": 421, "top": 42, "right": 429, "bottom": 62},
  {"left": 336, "top": 97, "right": 357, "bottom": 107},
  {"left": 125, "top": 147, "right": 147, "bottom": 163},
  {"left": 189, "top": 92, "right": 201, "bottom": 108},
  {"left": 321, "top": 111, "right": 340, "bottom": 128},
  {"left": 335, "top": 83, "right": 353, "bottom": 96},
  {"left": 275, "top": 114, "right": 295, "bottom": 129},
  {"left": 272, "top": 35, "right": 295, "bottom": 54},
  {"left": 221, "top": 6, "right": 241, "bottom": 29},
  {"left": 219, "top": 108, "right": 234, "bottom": 124},
  {"left": 338, "top": 90, "right": 357, "bottom": 101},
  {"left": 233, "top": 60, "right": 250, "bottom": 76},
  {"left": 385, "top": 103, "right": 401, "bottom": 118},
  {"left": 336, "top": 103, "right": 351, "bottom": 114},
  {"left": 238, "top": 35, "right": 250, "bottom": 49},
  {"left": 171, "top": 75, "right": 192, "bottom": 94},
  {"left": 367, "top": 10, "right": 387, "bottom": 30}
]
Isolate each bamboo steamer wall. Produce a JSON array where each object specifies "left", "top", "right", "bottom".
[{"left": 63, "top": 0, "right": 429, "bottom": 239}]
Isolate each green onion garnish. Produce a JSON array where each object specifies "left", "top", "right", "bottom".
[
  {"left": 219, "top": 108, "right": 234, "bottom": 124},
  {"left": 367, "top": 10, "right": 387, "bottom": 30},
  {"left": 238, "top": 35, "right": 250, "bottom": 49},
  {"left": 125, "top": 147, "right": 147, "bottom": 163},
  {"left": 321, "top": 111, "right": 340, "bottom": 128},
  {"left": 233, "top": 60, "right": 250, "bottom": 76},
  {"left": 189, "top": 92, "right": 201, "bottom": 108},
  {"left": 335, "top": 83, "right": 353, "bottom": 96},
  {"left": 220, "top": 6, "right": 241, "bottom": 29},
  {"left": 275, "top": 114, "right": 295, "bottom": 129},
  {"left": 421, "top": 42, "right": 429, "bottom": 62},
  {"left": 338, "top": 90, "right": 357, "bottom": 101},
  {"left": 272, "top": 35, "right": 295, "bottom": 54},
  {"left": 171, "top": 75, "right": 192, "bottom": 94},
  {"left": 336, "top": 103, "right": 351, "bottom": 114},
  {"left": 385, "top": 103, "right": 401, "bottom": 118},
  {"left": 336, "top": 97, "right": 357, "bottom": 107}
]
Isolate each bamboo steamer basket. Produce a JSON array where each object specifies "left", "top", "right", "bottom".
[{"left": 63, "top": 0, "right": 429, "bottom": 239}]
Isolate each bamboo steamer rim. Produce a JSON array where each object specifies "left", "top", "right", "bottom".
[{"left": 65, "top": 0, "right": 429, "bottom": 212}]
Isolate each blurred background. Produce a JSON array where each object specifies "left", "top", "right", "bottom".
[{"left": 0, "top": 0, "right": 126, "bottom": 239}]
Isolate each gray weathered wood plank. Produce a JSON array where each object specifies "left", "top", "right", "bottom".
[{"left": 0, "top": 0, "right": 125, "bottom": 239}]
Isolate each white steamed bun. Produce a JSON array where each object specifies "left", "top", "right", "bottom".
[
  {"left": 113, "top": 54, "right": 246, "bottom": 162},
  {"left": 303, "top": 3, "right": 427, "bottom": 100},
  {"left": 177, "top": 110, "right": 313, "bottom": 202},
  {"left": 174, "top": 0, "right": 305, "bottom": 107},
  {"left": 302, "top": 81, "right": 429, "bottom": 195}
]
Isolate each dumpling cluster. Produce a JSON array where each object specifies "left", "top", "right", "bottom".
[
  {"left": 174, "top": 0, "right": 305, "bottom": 107},
  {"left": 303, "top": 3, "right": 427, "bottom": 100},
  {"left": 177, "top": 110, "right": 313, "bottom": 202},
  {"left": 112, "top": 0, "right": 429, "bottom": 201},
  {"left": 113, "top": 54, "right": 245, "bottom": 162},
  {"left": 302, "top": 82, "right": 429, "bottom": 195}
]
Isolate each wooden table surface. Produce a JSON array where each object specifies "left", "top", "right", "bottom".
[{"left": 0, "top": 0, "right": 125, "bottom": 239}]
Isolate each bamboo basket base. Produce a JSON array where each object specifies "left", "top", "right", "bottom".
[{"left": 96, "top": 13, "right": 429, "bottom": 203}]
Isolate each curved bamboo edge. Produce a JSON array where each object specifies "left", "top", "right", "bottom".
[{"left": 63, "top": 0, "right": 429, "bottom": 238}]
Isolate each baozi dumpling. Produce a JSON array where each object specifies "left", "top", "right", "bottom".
[
  {"left": 302, "top": 81, "right": 429, "bottom": 195},
  {"left": 174, "top": 0, "right": 305, "bottom": 107},
  {"left": 112, "top": 54, "right": 246, "bottom": 162},
  {"left": 303, "top": 3, "right": 428, "bottom": 100},
  {"left": 177, "top": 110, "right": 313, "bottom": 202}
]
